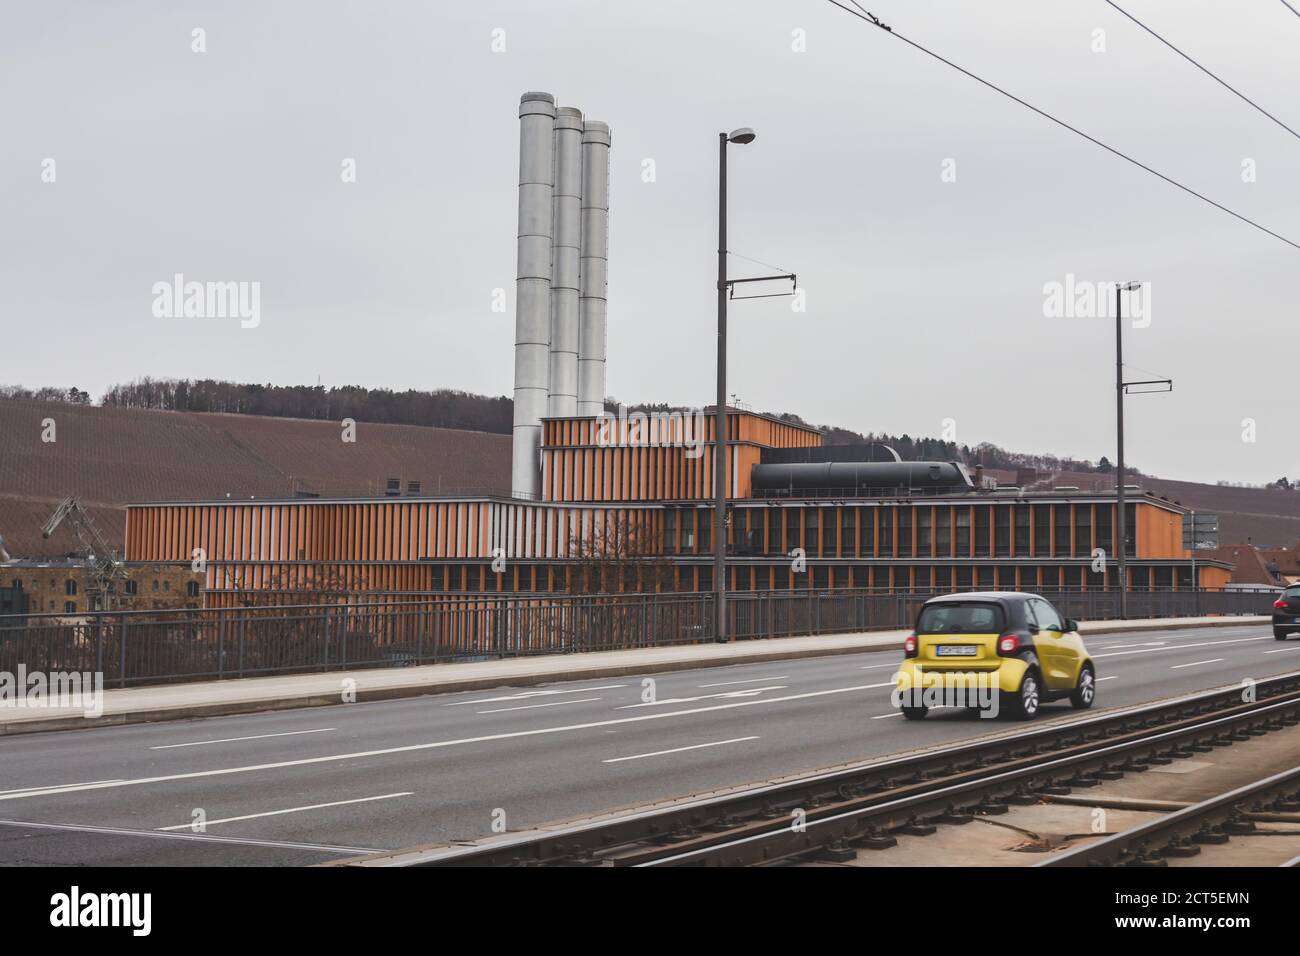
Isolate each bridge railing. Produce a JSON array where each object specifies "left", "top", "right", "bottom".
[{"left": 0, "top": 587, "right": 1270, "bottom": 687}]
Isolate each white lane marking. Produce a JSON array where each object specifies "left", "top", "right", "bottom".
[
  {"left": 618, "top": 686, "right": 788, "bottom": 709},
  {"left": 1097, "top": 676, "right": 1119, "bottom": 682},
  {"left": 444, "top": 685, "right": 627, "bottom": 706},
  {"left": 0, "top": 779, "right": 123, "bottom": 796},
  {"left": 602, "top": 736, "right": 760, "bottom": 764},
  {"left": 0, "top": 818, "right": 380, "bottom": 854},
  {"left": 1264, "top": 646, "right": 1300, "bottom": 654},
  {"left": 698, "top": 676, "right": 790, "bottom": 688},
  {"left": 1171, "top": 658, "right": 1225, "bottom": 669},
  {"left": 872, "top": 712, "right": 902, "bottom": 719},
  {"left": 156, "top": 792, "right": 412, "bottom": 831},
  {"left": 1093, "top": 636, "right": 1269, "bottom": 660},
  {"left": 150, "top": 728, "right": 336, "bottom": 750},
  {"left": 1095, "top": 641, "right": 1167, "bottom": 650},
  {"left": 861, "top": 663, "right": 902, "bottom": 670},
  {"left": 476, "top": 697, "right": 603, "bottom": 714},
  {"left": 0, "top": 681, "right": 895, "bottom": 803}
]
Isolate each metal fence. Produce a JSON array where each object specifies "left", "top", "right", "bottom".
[{"left": 0, "top": 587, "right": 1273, "bottom": 687}]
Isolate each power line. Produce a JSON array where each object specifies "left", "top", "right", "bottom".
[
  {"left": 826, "top": 0, "right": 1300, "bottom": 253},
  {"left": 728, "top": 250, "right": 789, "bottom": 273},
  {"left": 1102, "top": 0, "right": 1300, "bottom": 142},
  {"left": 1282, "top": 1, "right": 1300, "bottom": 21}
]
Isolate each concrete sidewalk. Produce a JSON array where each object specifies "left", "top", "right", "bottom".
[{"left": 0, "top": 615, "right": 1270, "bottom": 736}]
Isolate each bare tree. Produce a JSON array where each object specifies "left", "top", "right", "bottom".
[{"left": 567, "top": 511, "right": 673, "bottom": 594}]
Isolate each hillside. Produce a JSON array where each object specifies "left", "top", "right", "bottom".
[
  {"left": 4, "top": 392, "right": 1297, "bottom": 563},
  {"left": 0, "top": 399, "right": 510, "bottom": 559}
]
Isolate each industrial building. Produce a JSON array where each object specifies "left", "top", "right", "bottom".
[
  {"left": 119, "top": 92, "right": 1230, "bottom": 606},
  {"left": 123, "top": 405, "right": 1229, "bottom": 606}
]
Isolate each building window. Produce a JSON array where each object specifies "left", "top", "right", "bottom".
[
  {"left": 1096, "top": 505, "right": 1113, "bottom": 556},
  {"left": 1054, "top": 505, "right": 1072, "bottom": 558},
  {"left": 186, "top": 581, "right": 199, "bottom": 597},
  {"left": 840, "top": 509, "right": 856, "bottom": 556},
  {"left": 1033, "top": 505, "right": 1051, "bottom": 556},
  {"left": 820, "top": 508, "right": 836, "bottom": 555},
  {"left": 974, "top": 506, "right": 990, "bottom": 557},
  {"left": 749, "top": 510, "right": 766, "bottom": 555},
  {"left": 152, "top": 580, "right": 159, "bottom": 591},
  {"left": 898, "top": 508, "right": 913, "bottom": 558},
  {"left": 1074, "top": 504, "right": 1092, "bottom": 555},
  {"left": 995, "top": 506, "right": 1011, "bottom": 557},
  {"left": 1014, "top": 506, "right": 1030, "bottom": 555},
  {"left": 163, "top": 580, "right": 170, "bottom": 592},
  {"left": 955, "top": 507, "right": 970, "bottom": 555},
  {"left": 879, "top": 508, "right": 894, "bottom": 556},
  {"left": 125, "top": 579, "right": 138, "bottom": 595},
  {"left": 805, "top": 509, "right": 820, "bottom": 555},
  {"left": 65, "top": 579, "right": 77, "bottom": 596},
  {"left": 935, "top": 508, "right": 950, "bottom": 557},
  {"left": 861, "top": 509, "right": 875, "bottom": 555},
  {"left": 916, "top": 508, "right": 932, "bottom": 558},
  {"left": 64, "top": 601, "right": 76, "bottom": 614}
]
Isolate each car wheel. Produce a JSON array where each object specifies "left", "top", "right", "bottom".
[
  {"left": 1002, "top": 671, "right": 1041, "bottom": 721},
  {"left": 1070, "top": 664, "right": 1096, "bottom": 710},
  {"left": 1275, "top": 628, "right": 1290, "bottom": 641},
  {"left": 901, "top": 706, "right": 928, "bottom": 721}
]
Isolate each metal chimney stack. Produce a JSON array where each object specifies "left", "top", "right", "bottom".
[
  {"left": 511, "top": 94, "right": 609, "bottom": 496},
  {"left": 577, "top": 120, "right": 611, "bottom": 418},
  {"left": 547, "top": 107, "right": 584, "bottom": 419},
  {"left": 512, "top": 92, "right": 556, "bottom": 497}
]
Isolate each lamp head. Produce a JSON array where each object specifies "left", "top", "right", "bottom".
[{"left": 727, "top": 128, "right": 757, "bottom": 145}]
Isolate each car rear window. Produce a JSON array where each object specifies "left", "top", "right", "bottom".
[{"left": 917, "top": 602, "right": 1005, "bottom": 634}]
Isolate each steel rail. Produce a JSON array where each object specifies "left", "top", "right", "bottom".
[
  {"left": 637, "top": 695, "right": 1300, "bottom": 867},
  {"left": 1038, "top": 764, "right": 1300, "bottom": 867},
  {"left": 339, "top": 670, "right": 1300, "bottom": 867}
]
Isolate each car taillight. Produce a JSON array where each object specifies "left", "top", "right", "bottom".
[
  {"left": 903, "top": 633, "right": 918, "bottom": 658},
  {"left": 1275, "top": 599, "right": 1288, "bottom": 609},
  {"left": 997, "top": 633, "right": 1020, "bottom": 656}
]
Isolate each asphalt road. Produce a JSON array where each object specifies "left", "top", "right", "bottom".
[{"left": 1, "top": 623, "right": 1296, "bottom": 865}]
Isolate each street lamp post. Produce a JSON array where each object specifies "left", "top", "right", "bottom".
[
  {"left": 712, "top": 128, "right": 794, "bottom": 644},
  {"left": 715, "top": 128, "right": 755, "bottom": 643},
  {"left": 1115, "top": 282, "right": 1136, "bottom": 619},
  {"left": 1113, "top": 280, "right": 1171, "bottom": 619}
]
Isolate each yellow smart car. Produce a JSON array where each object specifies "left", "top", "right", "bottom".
[{"left": 895, "top": 592, "right": 1096, "bottom": 720}]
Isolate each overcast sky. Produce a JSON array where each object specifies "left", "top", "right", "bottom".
[{"left": 4, "top": 1, "right": 1298, "bottom": 485}]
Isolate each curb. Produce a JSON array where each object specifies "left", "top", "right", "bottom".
[{"left": 0, "top": 616, "right": 1270, "bottom": 737}]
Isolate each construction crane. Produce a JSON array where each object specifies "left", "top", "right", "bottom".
[{"left": 42, "top": 496, "right": 129, "bottom": 609}]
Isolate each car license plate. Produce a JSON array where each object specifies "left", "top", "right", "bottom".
[{"left": 936, "top": 645, "right": 978, "bottom": 657}]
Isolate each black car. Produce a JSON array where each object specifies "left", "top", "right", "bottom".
[{"left": 1272, "top": 584, "right": 1300, "bottom": 640}]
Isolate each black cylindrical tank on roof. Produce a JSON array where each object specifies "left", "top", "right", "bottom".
[{"left": 750, "top": 461, "right": 973, "bottom": 494}]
